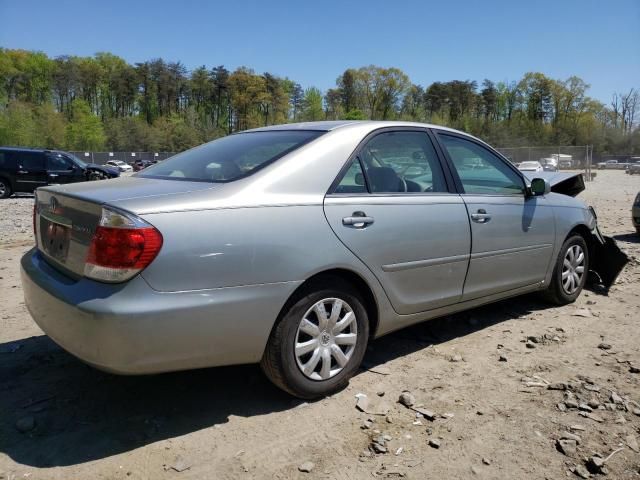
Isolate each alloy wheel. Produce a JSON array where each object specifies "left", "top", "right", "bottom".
[
  {"left": 561, "top": 244, "right": 585, "bottom": 294},
  {"left": 294, "top": 298, "right": 358, "bottom": 381}
]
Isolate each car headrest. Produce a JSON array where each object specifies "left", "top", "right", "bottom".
[{"left": 368, "top": 167, "right": 400, "bottom": 192}]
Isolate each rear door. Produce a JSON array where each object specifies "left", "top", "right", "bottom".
[
  {"left": 323, "top": 128, "right": 471, "bottom": 315},
  {"left": 14, "top": 152, "right": 47, "bottom": 192},
  {"left": 435, "top": 131, "right": 556, "bottom": 300}
]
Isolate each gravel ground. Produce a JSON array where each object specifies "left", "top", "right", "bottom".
[
  {"left": 0, "top": 195, "right": 34, "bottom": 245},
  {"left": 0, "top": 171, "right": 639, "bottom": 479}
]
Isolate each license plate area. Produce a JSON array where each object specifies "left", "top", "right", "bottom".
[{"left": 41, "top": 220, "right": 71, "bottom": 261}]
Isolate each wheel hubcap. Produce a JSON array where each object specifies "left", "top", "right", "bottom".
[
  {"left": 561, "top": 244, "right": 585, "bottom": 294},
  {"left": 0, "top": 183, "right": 6, "bottom": 196},
  {"left": 294, "top": 298, "right": 358, "bottom": 381}
]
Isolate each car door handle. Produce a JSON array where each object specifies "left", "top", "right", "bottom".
[
  {"left": 342, "top": 212, "right": 374, "bottom": 228},
  {"left": 48, "top": 173, "right": 58, "bottom": 178},
  {"left": 17, "top": 170, "right": 28, "bottom": 174},
  {"left": 470, "top": 209, "right": 491, "bottom": 223}
]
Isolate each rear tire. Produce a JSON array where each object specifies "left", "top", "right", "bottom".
[
  {"left": 542, "top": 234, "right": 589, "bottom": 305},
  {"left": 0, "top": 178, "right": 12, "bottom": 199},
  {"left": 261, "top": 277, "right": 369, "bottom": 399}
]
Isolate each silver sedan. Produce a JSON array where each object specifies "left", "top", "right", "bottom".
[{"left": 21, "top": 121, "right": 615, "bottom": 398}]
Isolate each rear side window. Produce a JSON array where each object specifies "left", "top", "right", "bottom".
[
  {"left": 17, "top": 152, "right": 45, "bottom": 171},
  {"left": 0, "top": 152, "right": 15, "bottom": 169},
  {"left": 138, "top": 130, "right": 324, "bottom": 182}
]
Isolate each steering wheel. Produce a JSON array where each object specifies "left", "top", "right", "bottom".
[{"left": 399, "top": 177, "right": 408, "bottom": 192}]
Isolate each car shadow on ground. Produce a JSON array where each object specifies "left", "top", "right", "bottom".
[
  {"left": 0, "top": 294, "right": 551, "bottom": 468},
  {"left": 613, "top": 232, "right": 639, "bottom": 244}
]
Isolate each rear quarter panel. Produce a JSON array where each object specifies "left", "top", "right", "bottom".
[{"left": 139, "top": 205, "right": 389, "bottom": 296}]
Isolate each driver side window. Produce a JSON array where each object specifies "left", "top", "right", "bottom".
[
  {"left": 439, "top": 134, "right": 525, "bottom": 195},
  {"left": 348, "top": 131, "right": 448, "bottom": 194},
  {"left": 47, "top": 153, "right": 74, "bottom": 171}
]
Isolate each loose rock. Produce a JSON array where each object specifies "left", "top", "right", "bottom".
[
  {"left": 170, "top": 455, "right": 191, "bottom": 473},
  {"left": 560, "top": 432, "right": 582, "bottom": 444},
  {"left": 398, "top": 392, "right": 415, "bottom": 407},
  {"left": 548, "top": 382, "right": 567, "bottom": 391},
  {"left": 428, "top": 438, "right": 441, "bottom": 449},
  {"left": 556, "top": 439, "right": 577, "bottom": 456},
  {"left": 573, "top": 464, "right": 591, "bottom": 479},
  {"left": 597, "top": 342, "right": 612, "bottom": 350},
  {"left": 298, "top": 461, "right": 315, "bottom": 473},
  {"left": 610, "top": 391, "right": 624, "bottom": 404},
  {"left": 450, "top": 354, "right": 463, "bottom": 362}
]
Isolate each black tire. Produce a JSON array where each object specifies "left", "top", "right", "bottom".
[
  {"left": 0, "top": 178, "right": 12, "bottom": 199},
  {"left": 261, "top": 277, "right": 369, "bottom": 399},
  {"left": 542, "top": 234, "right": 589, "bottom": 305}
]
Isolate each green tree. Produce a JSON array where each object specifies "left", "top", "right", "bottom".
[
  {"left": 65, "top": 99, "right": 106, "bottom": 150},
  {"left": 302, "top": 87, "right": 324, "bottom": 121}
]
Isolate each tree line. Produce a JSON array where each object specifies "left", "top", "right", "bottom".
[{"left": 0, "top": 48, "right": 638, "bottom": 154}]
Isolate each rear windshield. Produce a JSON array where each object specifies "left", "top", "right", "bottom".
[{"left": 137, "top": 130, "right": 324, "bottom": 182}]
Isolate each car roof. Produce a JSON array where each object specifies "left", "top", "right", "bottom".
[
  {"left": 244, "top": 120, "right": 470, "bottom": 136},
  {"left": 0, "top": 146, "right": 47, "bottom": 153}
]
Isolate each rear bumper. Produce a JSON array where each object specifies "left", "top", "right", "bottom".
[{"left": 21, "top": 248, "right": 300, "bottom": 374}]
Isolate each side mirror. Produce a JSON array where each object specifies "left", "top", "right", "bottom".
[
  {"left": 529, "top": 177, "right": 550, "bottom": 196},
  {"left": 355, "top": 172, "right": 365, "bottom": 186}
]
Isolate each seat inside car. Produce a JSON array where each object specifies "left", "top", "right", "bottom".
[{"left": 367, "top": 166, "right": 404, "bottom": 192}]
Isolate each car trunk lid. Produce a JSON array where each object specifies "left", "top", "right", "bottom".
[{"left": 34, "top": 177, "right": 221, "bottom": 278}]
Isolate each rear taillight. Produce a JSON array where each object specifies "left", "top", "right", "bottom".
[{"left": 84, "top": 207, "right": 163, "bottom": 283}]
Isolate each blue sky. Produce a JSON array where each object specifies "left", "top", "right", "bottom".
[{"left": 1, "top": 0, "right": 638, "bottom": 102}]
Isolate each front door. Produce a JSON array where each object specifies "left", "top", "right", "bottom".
[
  {"left": 436, "top": 132, "right": 556, "bottom": 300},
  {"left": 46, "top": 152, "right": 85, "bottom": 185},
  {"left": 323, "top": 129, "right": 471, "bottom": 315}
]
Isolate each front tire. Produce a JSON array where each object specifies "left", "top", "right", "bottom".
[
  {"left": 261, "top": 278, "right": 369, "bottom": 399},
  {"left": 542, "top": 234, "right": 589, "bottom": 305}
]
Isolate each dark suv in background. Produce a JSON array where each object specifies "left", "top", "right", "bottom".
[{"left": 0, "top": 147, "right": 119, "bottom": 198}]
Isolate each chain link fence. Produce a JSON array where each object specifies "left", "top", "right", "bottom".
[
  {"left": 496, "top": 145, "right": 594, "bottom": 180},
  {"left": 69, "top": 151, "right": 177, "bottom": 165}
]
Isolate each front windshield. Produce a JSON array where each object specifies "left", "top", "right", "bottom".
[{"left": 138, "top": 130, "right": 323, "bottom": 182}]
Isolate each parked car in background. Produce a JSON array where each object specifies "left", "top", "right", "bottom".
[
  {"left": 133, "top": 159, "right": 154, "bottom": 172},
  {"left": 517, "top": 161, "right": 543, "bottom": 172},
  {"left": 0, "top": 147, "right": 119, "bottom": 199},
  {"left": 539, "top": 158, "right": 558, "bottom": 171},
  {"left": 21, "top": 121, "right": 624, "bottom": 399},
  {"left": 634, "top": 192, "right": 640, "bottom": 234},
  {"left": 597, "top": 159, "right": 628, "bottom": 170},
  {"left": 106, "top": 160, "right": 134, "bottom": 172},
  {"left": 625, "top": 158, "right": 640, "bottom": 175}
]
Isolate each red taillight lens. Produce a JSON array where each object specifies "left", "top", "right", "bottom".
[
  {"left": 84, "top": 207, "right": 163, "bottom": 283},
  {"left": 86, "top": 226, "right": 162, "bottom": 269}
]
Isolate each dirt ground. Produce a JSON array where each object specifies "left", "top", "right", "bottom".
[{"left": 1, "top": 171, "right": 639, "bottom": 479}]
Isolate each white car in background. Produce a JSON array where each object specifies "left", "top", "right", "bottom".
[
  {"left": 106, "top": 160, "right": 134, "bottom": 172},
  {"left": 518, "top": 161, "right": 543, "bottom": 173}
]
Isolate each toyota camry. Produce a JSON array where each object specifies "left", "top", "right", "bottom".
[{"left": 21, "top": 121, "right": 624, "bottom": 399}]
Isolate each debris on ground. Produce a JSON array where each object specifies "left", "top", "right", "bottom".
[{"left": 298, "top": 461, "right": 315, "bottom": 473}]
